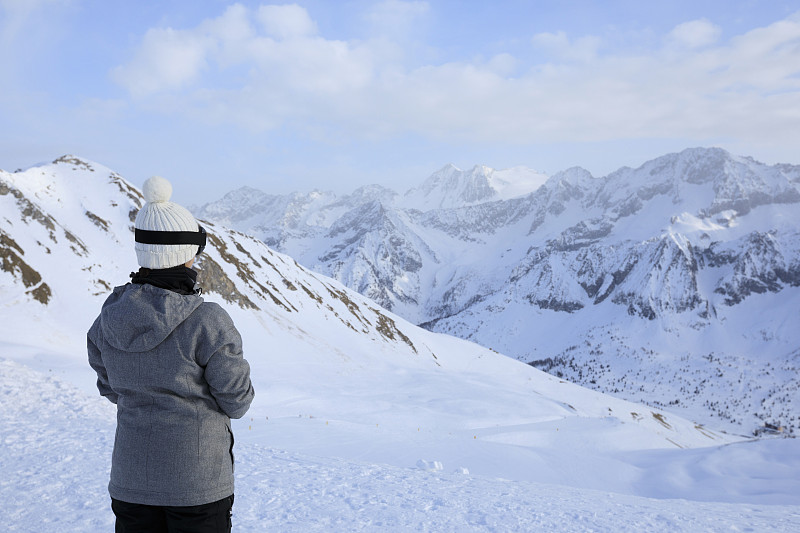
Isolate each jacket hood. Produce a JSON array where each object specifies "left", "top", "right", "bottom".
[{"left": 100, "top": 283, "right": 203, "bottom": 352}]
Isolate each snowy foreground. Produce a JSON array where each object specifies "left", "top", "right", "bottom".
[{"left": 2, "top": 351, "right": 799, "bottom": 532}]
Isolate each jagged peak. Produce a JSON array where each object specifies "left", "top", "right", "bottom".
[
  {"left": 325, "top": 198, "right": 394, "bottom": 238},
  {"left": 615, "top": 146, "right": 800, "bottom": 204},
  {"left": 545, "top": 166, "right": 595, "bottom": 188},
  {"left": 52, "top": 154, "right": 94, "bottom": 167},
  {"left": 433, "top": 162, "right": 462, "bottom": 175},
  {"left": 422, "top": 163, "right": 492, "bottom": 185},
  {"left": 352, "top": 183, "right": 395, "bottom": 194},
  {"left": 401, "top": 163, "right": 496, "bottom": 211},
  {"left": 193, "top": 185, "right": 276, "bottom": 214},
  {"left": 346, "top": 183, "right": 398, "bottom": 204},
  {"left": 350, "top": 183, "right": 397, "bottom": 198},
  {"left": 467, "top": 164, "right": 493, "bottom": 176},
  {"left": 3, "top": 154, "right": 105, "bottom": 177},
  {"left": 227, "top": 185, "right": 269, "bottom": 197},
  {"left": 354, "top": 198, "right": 391, "bottom": 217},
  {"left": 638, "top": 147, "right": 735, "bottom": 180},
  {"left": 676, "top": 146, "right": 732, "bottom": 160}
]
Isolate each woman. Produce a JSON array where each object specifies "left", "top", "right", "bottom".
[{"left": 88, "top": 176, "right": 254, "bottom": 532}]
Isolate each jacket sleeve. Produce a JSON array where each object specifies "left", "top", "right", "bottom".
[
  {"left": 200, "top": 310, "right": 255, "bottom": 419},
  {"left": 87, "top": 317, "right": 119, "bottom": 405}
]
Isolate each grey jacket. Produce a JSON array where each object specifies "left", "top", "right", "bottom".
[{"left": 87, "top": 282, "right": 254, "bottom": 506}]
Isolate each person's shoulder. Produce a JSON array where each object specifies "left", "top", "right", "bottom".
[
  {"left": 192, "top": 300, "right": 235, "bottom": 328},
  {"left": 198, "top": 300, "right": 227, "bottom": 315},
  {"left": 101, "top": 283, "right": 131, "bottom": 306},
  {"left": 88, "top": 284, "right": 130, "bottom": 337}
]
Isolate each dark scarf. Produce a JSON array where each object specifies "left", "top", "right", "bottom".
[{"left": 130, "top": 265, "right": 201, "bottom": 295}]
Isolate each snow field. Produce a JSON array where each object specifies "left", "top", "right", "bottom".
[{"left": 3, "top": 353, "right": 800, "bottom": 532}]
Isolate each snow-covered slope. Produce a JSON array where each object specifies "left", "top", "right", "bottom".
[
  {"left": 2, "top": 155, "right": 799, "bottom": 531},
  {"left": 194, "top": 148, "right": 800, "bottom": 436},
  {"left": 4, "top": 358, "right": 798, "bottom": 532}
]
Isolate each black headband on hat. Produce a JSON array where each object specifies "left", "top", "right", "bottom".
[{"left": 135, "top": 225, "right": 207, "bottom": 256}]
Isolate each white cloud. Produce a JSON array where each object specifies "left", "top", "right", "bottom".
[
  {"left": 486, "top": 53, "right": 517, "bottom": 76},
  {"left": 0, "top": 0, "right": 68, "bottom": 43},
  {"left": 531, "top": 31, "right": 601, "bottom": 62},
  {"left": 257, "top": 4, "right": 317, "bottom": 40},
  {"left": 113, "top": 4, "right": 370, "bottom": 100},
  {"left": 365, "top": 0, "right": 429, "bottom": 30},
  {"left": 112, "top": 27, "right": 211, "bottom": 97},
  {"left": 667, "top": 19, "right": 722, "bottom": 49},
  {"left": 206, "top": 3, "right": 255, "bottom": 45},
  {"left": 112, "top": 7, "right": 800, "bottom": 152}
]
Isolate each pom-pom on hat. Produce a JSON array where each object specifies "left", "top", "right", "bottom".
[{"left": 134, "top": 176, "right": 199, "bottom": 269}]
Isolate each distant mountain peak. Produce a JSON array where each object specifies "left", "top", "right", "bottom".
[
  {"left": 194, "top": 147, "right": 800, "bottom": 436},
  {"left": 52, "top": 154, "right": 95, "bottom": 170},
  {"left": 401, "top": 164, "right": 548, "bottom": 211}
]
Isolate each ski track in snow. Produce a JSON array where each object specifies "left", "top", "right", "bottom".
[{"left": 2, "top": 358, "right": 799, "bottom": 533}]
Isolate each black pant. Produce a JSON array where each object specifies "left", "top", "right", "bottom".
[{"left": 111, "top": 495, "right": 234, "bottom": 533}]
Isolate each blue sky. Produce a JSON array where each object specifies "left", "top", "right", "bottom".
[{"left": 2, "top": 0, "right": 800, "bottom": 205}]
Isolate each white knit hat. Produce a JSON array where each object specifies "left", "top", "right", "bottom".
[{"left": 134, "top": 176, "right": 199, "bottom": 269}]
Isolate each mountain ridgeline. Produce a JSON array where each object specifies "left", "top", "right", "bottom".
[
  {"left": 0, "top": 156, "right": 428, "bottom": 368},
  {"left": 3, "top": 154, "right": 736, "bottom": 458},
  {"left": 194, "top": 148, "right": 800, "bottom": 435}
]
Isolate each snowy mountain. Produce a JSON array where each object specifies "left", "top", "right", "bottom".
[
  {"left": 194, "top": 148, "right": 800, "bottom": 436},
  {"left": 3, "top": 155, "right": 800, "bottom": 531},
  {"left": 0, "top": 155, "right": 740, "bottom": 452},
  {"left": 400, "top": 163, "right": 548, "bottom": 210}
]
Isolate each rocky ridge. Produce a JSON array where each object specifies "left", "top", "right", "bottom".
[{"left": 194, "top": 148, "right": 800, "bottom": 434}]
